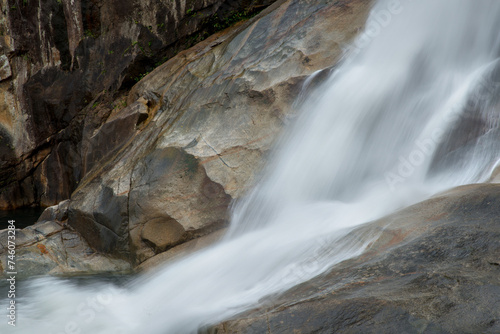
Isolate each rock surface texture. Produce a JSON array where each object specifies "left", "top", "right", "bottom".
[
  {"left": 0, "top": 0, "right": 372, "bottom": 271},
  {"left": 211, "top": 183, "right": 500, "bottom": 333},
  {"left": 65, "top": 0, "right": 372, "bottom": 264},
  {"left": 0, "top": 0, "right": 274, "bottom": 210},
  {"left": 0, "top": 201, "right": 130, "bottom": 278},
  {"left": 0, "top": 0, "right": 372, "bottom": 264}
]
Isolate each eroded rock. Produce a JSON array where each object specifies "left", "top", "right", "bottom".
[
  {"left": 0, "top": 218, "right": 130, "bottom": 279},
  {"left": 67, "top": 0, "right": 372, "bottom": 264},
  {"left": 37, "top": 199, "right": 70, "bottom": 222},
  {"left": 0, "top": 0, "right": 275, "bottom": 209},
  {"left": 0, "top": 55, "right": 11, "bottom": 81},
  {"left": 141, "top": 217, "right": 186, "bottom": 252},
  {"left": 211, "top": 184, "right": 500, "bottom": 333}
]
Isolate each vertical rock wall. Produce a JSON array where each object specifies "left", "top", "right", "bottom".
[{"left": 0, "top": 0, "right": 274, "bottom": 209}]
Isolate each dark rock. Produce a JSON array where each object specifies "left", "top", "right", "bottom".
[
  {"left": 0, "top": 0, "right": 276, "bottom": 210},
  {"left": 37, "top": 200, "right": 70, "bottom": 223},
  {"left": 69, "top": 184, "right": 130, "bottom": 257},
  {"left": 82, "top": 98, "right": 150, "bottom": 174},
  {"left": 212, "top": 184, "right": 500, "bottom": 333}
]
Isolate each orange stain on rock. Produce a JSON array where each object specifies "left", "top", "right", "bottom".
[{"left": 37, "top": 244, "right": 49, "bottom": 254}]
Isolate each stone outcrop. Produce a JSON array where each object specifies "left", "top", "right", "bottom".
[
  {"left": 65, "top": 0, "right": 372, "bottom": 264},
  {"left": 0, "top": 201, "right": 129, "bottom": 278},
  {"left": 0, "top": 0, "right": 371, "bottom": 265},
  {"left": 210, "top": 183, "right": 500, "bottom": 333},
  {"left": 0, "top": 0, "right": 274, "bottom": 210}
]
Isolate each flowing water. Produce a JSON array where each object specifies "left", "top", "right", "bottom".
[{"left": 3, "top": 0, "right": 500, "bottom": 333}]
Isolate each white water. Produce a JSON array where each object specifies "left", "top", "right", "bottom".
[{"left": 4, "top": 0, "right": 500, "bottom": 333}]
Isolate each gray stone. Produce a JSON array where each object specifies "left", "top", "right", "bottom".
[
  {"left": 31, "top": 220, "right": 64, "bottom": 238},
  {"left": 0, "top": 55, "right": 11, "bottom": 81},
  {"left": 68, "top": 0, "right": 372, "bottom": 263},
  {"left": 37, "top": 206, "right": 58, "bottom": 223},
  {"left": 37, "top": 200, "right": 70, "bottom": 223},
  {"left": 0, "top": 221, "right": 130, "bottom": 279},
  {"left": 211, "top": 184, "right": 500, "bottom": 333}
]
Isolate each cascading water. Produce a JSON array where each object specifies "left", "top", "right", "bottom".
[{"left": 3, "top": 0, "right": 500, "bottom": 333}]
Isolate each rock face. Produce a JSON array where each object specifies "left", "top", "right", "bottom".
[
  {"left": 211, "top": 183, "right": 500, "bottom": 333},
  {"left": 0, "top": 0, "right": 371, "bottom": 264},
  {"left": 65, "top": 0, "right": 372, "bottom": 264},
  {"left": 141, "top": 216, "right": 186, "bottom": 252},
  {"left": 0, "top": 201, "right": 130, "bottom": 278},
  {"left": 0, "top": 0, "right": 274, "bottom": 210}
]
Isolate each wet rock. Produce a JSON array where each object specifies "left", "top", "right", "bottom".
[
  {"left": 212, "top": 184, "right": 500, "bottom": 333},
  {"left": 138, "top": 228, "right": 226, "bottom": 272}
]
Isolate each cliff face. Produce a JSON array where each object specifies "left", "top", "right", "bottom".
[{"left": 0, "top": 0, "right": 273, "bottom": 209}]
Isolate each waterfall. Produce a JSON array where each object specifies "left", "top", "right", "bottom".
[{"left": 3, "top": 0, "right": 500, "bottom": 333}]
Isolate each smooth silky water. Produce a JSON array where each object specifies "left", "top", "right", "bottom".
[{"left": 3, "top": 0, "right": 500, "bottom": 332}]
